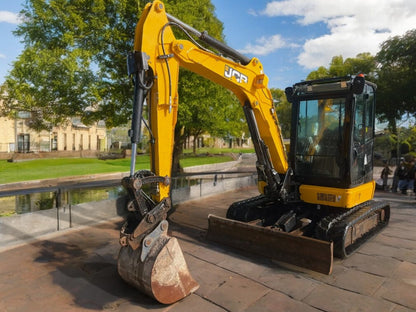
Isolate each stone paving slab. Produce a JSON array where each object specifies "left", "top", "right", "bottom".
[
  {"left": 205, "top": 274, "right": 270, "bottom": 311},
  {"left": 302, "top": 283, "right": 395, "bottom": 312},
  {"left": 375, "top": 279, "right": 416, "bottom": 310},
  {"left": 1, "top": 187, "right": 416, "bottom": 311},
  {"left": 244, "top": 290, "right": 321, "bottom": 312},
  {"left": 328, "top": 268, "right": 386, "bottom": 296}
]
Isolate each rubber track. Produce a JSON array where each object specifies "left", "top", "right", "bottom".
[
  {"left": 226, "top": 195, "right": 272, "bottom": 221},
  {"left": 317, "top": 200, "right": 390, "bottom": 258}
]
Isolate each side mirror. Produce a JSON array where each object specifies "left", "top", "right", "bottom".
[{"left": 352, "top": 75, "right": 365, "bottom": 94}]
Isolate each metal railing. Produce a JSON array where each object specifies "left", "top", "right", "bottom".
[{"left": 0, "top": 171, "right": 257, "bottom": 220}]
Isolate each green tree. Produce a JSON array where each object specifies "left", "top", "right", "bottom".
[
  {"left": 306, "top": 53, "right": 376, "bottom": 81},
  {"left": 1, "top": 0, "right": 138, "bottom": 129},
  {"left": 376, "top": 29, "right": 416, "bottom": 133},
  {"left": 306, "top": 66, "right": 329, "bottom": 80},
  {"left": 0, "top": 0, "right": 244, "bottom": 173},
  {"left": 164, "top": 1, "right": 246, "bottom": 171},
  {"left": 177, "top": 74, "right": 244, "bottom": 155},
  {"left": 328, "top": 55, "right": 348, "bottom": 77},
  {"left": 345, "top": 53, "right": 376, "bottom": 79}
]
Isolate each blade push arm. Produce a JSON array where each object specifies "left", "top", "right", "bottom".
[{"left": 132, "top": 1, "right": 288, "bottom": 199}]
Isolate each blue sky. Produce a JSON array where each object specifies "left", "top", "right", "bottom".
[{"left": 1, "top": 0, "right": 416, "bottom": 90}]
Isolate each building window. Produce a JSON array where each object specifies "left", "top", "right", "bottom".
[
  {"left": 72, "top": 134, "right": 76, "bottom": 150},
  {"left": 17, "top": 134, "right": 30, "bottom": 153},
  {"left": 80, "top": 134, "right": 83, "bottom": 150},
  {"left": 51, "top": 134, "right": 58, "bottom": 151}
]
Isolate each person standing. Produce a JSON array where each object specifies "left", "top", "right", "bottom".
[
  {"left": 397, "top": 160, "right": 409, "bottom": 194},
  {"left": 380, "top": 161, "right": 392, "bottom": 191},
  {"left": 391, "top": 162, "right": 400, "bottom": 193}
]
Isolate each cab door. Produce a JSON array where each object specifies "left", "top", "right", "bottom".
[{"left": 350, "top": 84, "right": 376, "bottom": 186}]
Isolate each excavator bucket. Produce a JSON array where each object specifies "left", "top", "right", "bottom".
[
  {"left": 118, "top": 220, "right": 199, "bottom": 304},
  {"left": 117, "top": 173, "right": 199, "bottom": 304},
  {"left": 207, "top": 215, "right": 334, "bottom": 274}
]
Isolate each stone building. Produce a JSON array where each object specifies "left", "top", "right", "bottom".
[{"left": 0, "top": 105, "right": 107, "bottom": 157}]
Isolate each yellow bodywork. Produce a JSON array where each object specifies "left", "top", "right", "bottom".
[
  {"left": 134, "top": 1, "right": 288, "bottom": 200},
  {"left": 121, "top": 1, "right": 388, "bottom": 284},
  {"left": 299, "top": 181, "right": 375, "bottom": 208}
]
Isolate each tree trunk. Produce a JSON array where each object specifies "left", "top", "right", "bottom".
[
  {"left": 388, "top": 117, "right": 397, "bottom": 135},
  {"left": 193, "top": 135, "right": 198, "bottom": 155},
  {"left": 172, "top": 125, "right": 186, "bottom": 175}
]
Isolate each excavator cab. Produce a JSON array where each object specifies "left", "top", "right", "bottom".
[
  {"left": 210, "top": 76, "right": 389, "bottom": 271},
  {"left": 287, "top": 76, "right": 377, "bottom": 204}
]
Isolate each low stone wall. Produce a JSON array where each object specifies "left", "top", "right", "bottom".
[
  {"left": 172, "top": 174, "right": 256, "bottom": 204},
  {"left": 1, "top": 150, "right": 99, "bottom": 162},
  {"left": 183, "top": 160, "right": 241, "bottom": 173}
]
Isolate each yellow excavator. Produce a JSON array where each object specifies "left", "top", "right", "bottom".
[{"left": 117, "top": 1, "right": 390, "bottom": 304}]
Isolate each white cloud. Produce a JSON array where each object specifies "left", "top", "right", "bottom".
[
  {"left": 260, "top": 0, "right": 416, "bottom": 69},
  {"left": 0, "top": 11, "right": 21, "bottom": 24},
  {"left": 239, "top": 34, "right": 297, "bottom": 56},
  {"left": 0, "top": 54, "right": 6, "bottom": 59},
  {"left": 247, "top": 8, "right": 258, "bottom": 17}
]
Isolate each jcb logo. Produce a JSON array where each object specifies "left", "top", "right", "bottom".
[{"left": 224, "top": 65, "right": 248, "bottom": 84}]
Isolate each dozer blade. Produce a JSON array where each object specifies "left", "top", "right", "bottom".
[
  {"left": 207, "top": 214, "right": 333, "bottom": 274},
  {"left": 118, "top": 220, "right": 199, "bottom": 304}
]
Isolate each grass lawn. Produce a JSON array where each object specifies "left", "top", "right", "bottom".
[{"left": 0, "top": 154, "right": 234, "bottom": 184}]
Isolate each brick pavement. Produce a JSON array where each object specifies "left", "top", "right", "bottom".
[{"left": 1, "top": 187, "right": 416, "bottom": 311}]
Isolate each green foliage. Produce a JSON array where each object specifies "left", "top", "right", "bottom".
[
  {"left": 0, "top": 211, "right": 16, "bottom": 217},
  {"left": 345, "top": 53, "right": 377, "bottom": 78},
  {"left": 270, "top": 88, "right": 291, "bottom": 138},
  {"left": 306, "top": 66, "right": 329, "bottom": 80},
  {"left": 375, "top": 124, "right": 416, "bottom": 160},
  {"left": 376, "top": 29, "right": 416, "bottom": 132},
  {"left": 1, "top": 0, "right": 238, "bottom": 135},
  {"left": 306, "top": 53, "right": 376, "bottom": 80},
  {"left": 1, "top": 0, "right": 139, "bottom": 128},
  {"left": 374, "top": 132, "right": 397, "bottom": 158},
  {"left": 177, "top": 71, "right": 245, "bottom": 142}
]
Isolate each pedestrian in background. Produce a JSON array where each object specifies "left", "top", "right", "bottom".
[
  {"left": 391, "top": 161, "right": 401, "bottom": 193},
  {"left": 397, "top": 157, "right": 415, "bottom": 195},
  {"left": 397, "top": 160, "right": 409, "bottom": 194},
  {"left": 381, "top": 161, "right": 392, "bottom": 191}
]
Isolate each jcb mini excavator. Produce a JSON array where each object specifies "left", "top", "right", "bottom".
[{"left": 117, "top": 1, "right": 390, "bottom": 304}]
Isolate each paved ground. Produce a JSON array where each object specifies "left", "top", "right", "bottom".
[{"left": 1, "top": 187, "right": 416, "bottom": 311}]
